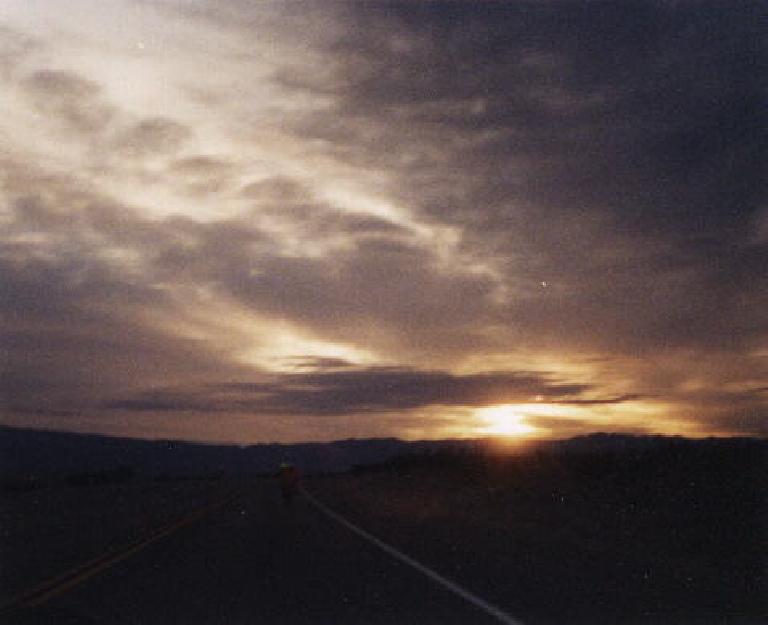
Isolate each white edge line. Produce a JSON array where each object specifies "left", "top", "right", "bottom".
[{"left": 301, "top": 488, "right": 525, "bottom": 625}]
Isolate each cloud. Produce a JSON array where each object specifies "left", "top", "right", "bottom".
[
  {"left": 525, "top": 415, "right": 654, "bottom": 439},
  {"left": 554, "top": 394, "right": 643, "bottom": 406},
  {"left": 281, "top": 357, "right": 357, "bottom": 371},
  {"left": 0, "top": 247, "right": 249, "bottom": 415},
  {"left": 0, "top": 152, "right": 494, "bottom": 422},
  {"left": 21, "top": 69, "right": 114, "bottom": 135},
  {"left": 704, "top": 409, "right": 768, "bottom": 437},
  {"left": 0, "top": 24, "right": 38, "bottom": 75},
  {"left": 169, "top": 155, "right": 236, "bottom": 195},
  {"left": 0, "top": 161, "right": 259, "bottom": 415},
  {"left": 289, "top": 1, "right": 768, "bottom": 357},
  {"left": 0, "top": 1, "right": 765, "bottom": 441},
  {"left": 105, "top": 365, "right": 591, "bottom": 417},
  {"left": 114, "top": 117, "right": 192, "bottom": 157}
]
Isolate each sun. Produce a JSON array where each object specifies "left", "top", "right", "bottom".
[{"left": 476, "top": 404, "right": 538, "bottom": 437}]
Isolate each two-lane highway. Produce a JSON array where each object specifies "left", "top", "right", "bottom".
[{"left": 9, "top": 481, "right": 520, "bottom": 625}]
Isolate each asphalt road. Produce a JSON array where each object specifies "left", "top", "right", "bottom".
[{"left": 7, "top": 482, "right": 514, "bottom": 625}]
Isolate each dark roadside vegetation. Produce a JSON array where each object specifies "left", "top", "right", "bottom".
[{"left": 309, "top": 435, "right": 767, "bottom": 625}]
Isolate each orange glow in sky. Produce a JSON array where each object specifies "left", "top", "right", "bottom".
[{"left": 476, "top": 405, "right": 539, "bottom": 437}]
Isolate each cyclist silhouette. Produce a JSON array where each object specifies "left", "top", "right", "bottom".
[{"left": 277, "top": 462, "right": 300, "bottom": 507}]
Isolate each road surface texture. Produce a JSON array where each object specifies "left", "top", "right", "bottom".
[
  {"left": 0, "top": 480, "right": 225, "bottom": 607},
  {"left": 4, "top": 482, "right": 518, "bottom": 625}
]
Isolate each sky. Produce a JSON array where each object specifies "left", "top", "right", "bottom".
[{"left": 1, "top": 1, "right": 766, "bottom": 444}]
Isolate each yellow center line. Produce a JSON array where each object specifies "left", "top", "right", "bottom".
[{"left": 0, "top": 490, "right": 241, "bottom": 617}]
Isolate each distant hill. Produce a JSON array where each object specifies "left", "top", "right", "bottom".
[
  {"left": 332, "top": 432, "right": 768, "bottom": 485},
  {"left": 2, "top": 427, "right": 765, "bottom": 483},
  {"left": 0, "top": 426, "right": 480, "bottom": 480},
  {"left": 542, "top": 431, "right": 765, "bottom": 454}
]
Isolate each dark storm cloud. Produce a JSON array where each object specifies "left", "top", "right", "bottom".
[
  {"left": 106, "top": 366, "right": 591, "bottom": 416},
  {"left": 289, "top": 1, "right": 768, "bottom": 356}
]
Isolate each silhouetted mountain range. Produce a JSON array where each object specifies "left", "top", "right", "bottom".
[
  {"left": 1, "top": 426, "right": 765, "bottom": 483},
  {"left": 546, "top": 431, "right": 766, "bottom": 455},
  {"left": 0, "top": 426, "right": 482, "bottom": 480}
]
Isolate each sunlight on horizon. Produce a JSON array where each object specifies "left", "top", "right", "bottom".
[{"left": 476, "top": 404, "right": 539, "bottom": 437}]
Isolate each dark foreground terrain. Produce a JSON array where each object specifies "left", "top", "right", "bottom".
[
  {"left": 0, "top": 435, "right": 765, "bottom": 624},
  {"left": 1, "top": 480, "right": 506, "bottom": 625},
  {"left": 310, "top": 436, "right": 767, "bottom": 625}
]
